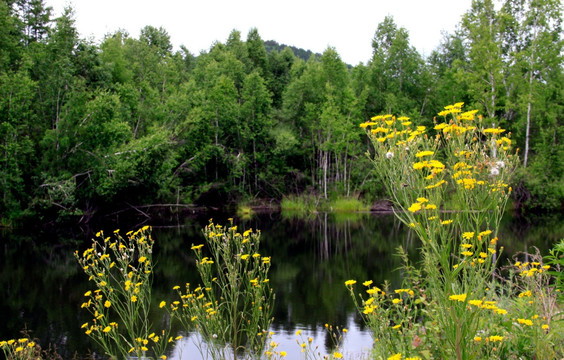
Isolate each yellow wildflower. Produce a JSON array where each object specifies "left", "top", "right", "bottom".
[
  {"left": 366, "top": 287, "right": 380, "bottom": 294},
  {"left": 483, "top": 128, "right": 506, "bottom": 135},
  {"left": 415, "top": 150, "right": 434, "bottom": 158},
  {"left": 517, "top": 318, "right": 533, "bottom": 326},
  {"left": 407, "top": 202, "right": 422, "bottom": 213},
  {"left": 488, "top": 335, "right": 503, "bottom": 342},
  {"left": 462, "top": 232, "right": 474, "bottom": 239},
  {"left": 478, "top": 230, "right": 492, "bottom": 238},
  {"left": 425, "top": 180, "right": 446, "bottom": 189},
  {"left": 449, "top": 294, "right": 467, "bottom": 302}
]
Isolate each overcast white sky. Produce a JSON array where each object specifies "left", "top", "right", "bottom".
[{"left": 45, "top": 0, "right": 473, "bottom": 65}]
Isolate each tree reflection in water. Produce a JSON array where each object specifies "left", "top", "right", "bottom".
[{"left": 0, "top": 211, "right": 561, "bottom": 358}]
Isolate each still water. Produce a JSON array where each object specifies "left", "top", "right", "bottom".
[{"left": 0, "top": 211, "right": 561, "bottom": 359}]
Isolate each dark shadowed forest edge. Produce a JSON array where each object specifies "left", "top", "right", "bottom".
[{"left": 0, "top": 0, "right": 563, "bottom": 228}]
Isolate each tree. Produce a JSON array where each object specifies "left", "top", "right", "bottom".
[
  {"left": 239, "top": 71, "right": 273, "bottom": 193},
  {"left": 505, "top": 0, "right": 563, "bottom": 167},
  {"left": 459, "top": 0, "right": 503, "bottom": 121},
  {"left": 203, "top": 75, "right": 239, "bottom": 181},
  {"left": 225, "top": 29, "right": 249, "bottom": 67},
  {"left": 0, "top": 1, "right": 23, "bottom": 70},
  {"left": 246, "top": 28, "right": 268, "bottom": 76},
  {"left": 14, "top": 0, "right": 51, "bottom": 45},
  {"left": 139, "top": 25, "right": 172, "bottom": 58},
  {"left": 100, "top": 31, "right": 134, "bottom": 85},
  {"left": 266, "top": 46, "right": 295, "bottom": 107},
  {"left": 500, "top": 0, "right": 564, "bottom": 210},
  {"left": 0, "top": 71, "right": 37, "bottom": 218},
  {"left": 368, "top": 16, "right": 426, "bottom": 115},
  {"left": 37, "top": 6, "right": 78, "bottom": 145},
  {"left": 427, "top": 30, "right": 470, "bottom": 111}
]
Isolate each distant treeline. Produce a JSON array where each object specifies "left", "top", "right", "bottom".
[
  {"left": 263, "top": 40, "right": 322, "bottom": 63},
  {"left": 0, "top": 0, "right": 562, "bottom": 224}
]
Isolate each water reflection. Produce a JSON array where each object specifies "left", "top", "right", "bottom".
[{"left": 0, "top": 212, "right": 561, "bottom": 359}]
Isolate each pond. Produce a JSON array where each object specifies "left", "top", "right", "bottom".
[{"left": 0, "top": 211, "right": 562, "bottom": 359}]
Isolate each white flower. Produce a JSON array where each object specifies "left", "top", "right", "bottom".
[
  {"left": 490, "top": 167, "right": 500, "bottom": 176},
  {"left": 496, "top": 160, "right": 505, "bottom": 168},
  {"left": 386, "top": 152, "right": 394, "bottom": 159},
  {"left": 405, "top": 147, "right": 410, "bottom": 151}
]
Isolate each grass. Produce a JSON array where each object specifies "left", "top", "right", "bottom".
[
  {"left": 325, "top": 197, "right": 370, "bottom": 213},
  {"left": 280, "top": 195, "right": 319, "bottom": 218},
  {"left": 237, "top": 203, "right": 255, "bottom": 220},
  {"left": 281, "top": 195, "right": 370, "bottom": 218}
]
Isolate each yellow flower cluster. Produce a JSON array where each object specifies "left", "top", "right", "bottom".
[
  {"left": 356, "top": 104, "right": 523, "bottom": 358},
  {"left": 453, "top": 229, "right": 497, "bottom": 267},
  {"left": 514, "top": 261, "right": 550, "bottom": 277},
  {"left": 74, "top": 226, "right": 171, "bottom": 359},
  {"left": 407, "top": 197, "right": 438, "bottom": 213},
  {"left": 0, "top": 338, "right": 37, "bottom": 357}
]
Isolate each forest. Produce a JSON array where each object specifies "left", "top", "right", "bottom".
[{"left": 0, "top": 0, "right": 562, "bottom": 225}]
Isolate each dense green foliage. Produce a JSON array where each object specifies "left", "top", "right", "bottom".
[{"left": 0, "top": 0, "right": 562, "bottom": 224}]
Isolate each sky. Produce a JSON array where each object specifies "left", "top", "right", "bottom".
[{"left": 44, "top": 0, "right": 473, "bottom": 65}]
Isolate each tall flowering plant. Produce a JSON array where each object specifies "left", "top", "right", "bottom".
[
  {"left": 170, "top": 220, "right": 275, "bottom": 359},
  {"left": 75, "top": 226, "right": 173, "bottom": 359},
  {"left": 351, "top": 103, "right": 518, "bottom": 359}
]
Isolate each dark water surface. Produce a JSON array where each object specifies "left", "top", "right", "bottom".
[{"left": 0, "top": 211, "right": 561, "bottom": 359}]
